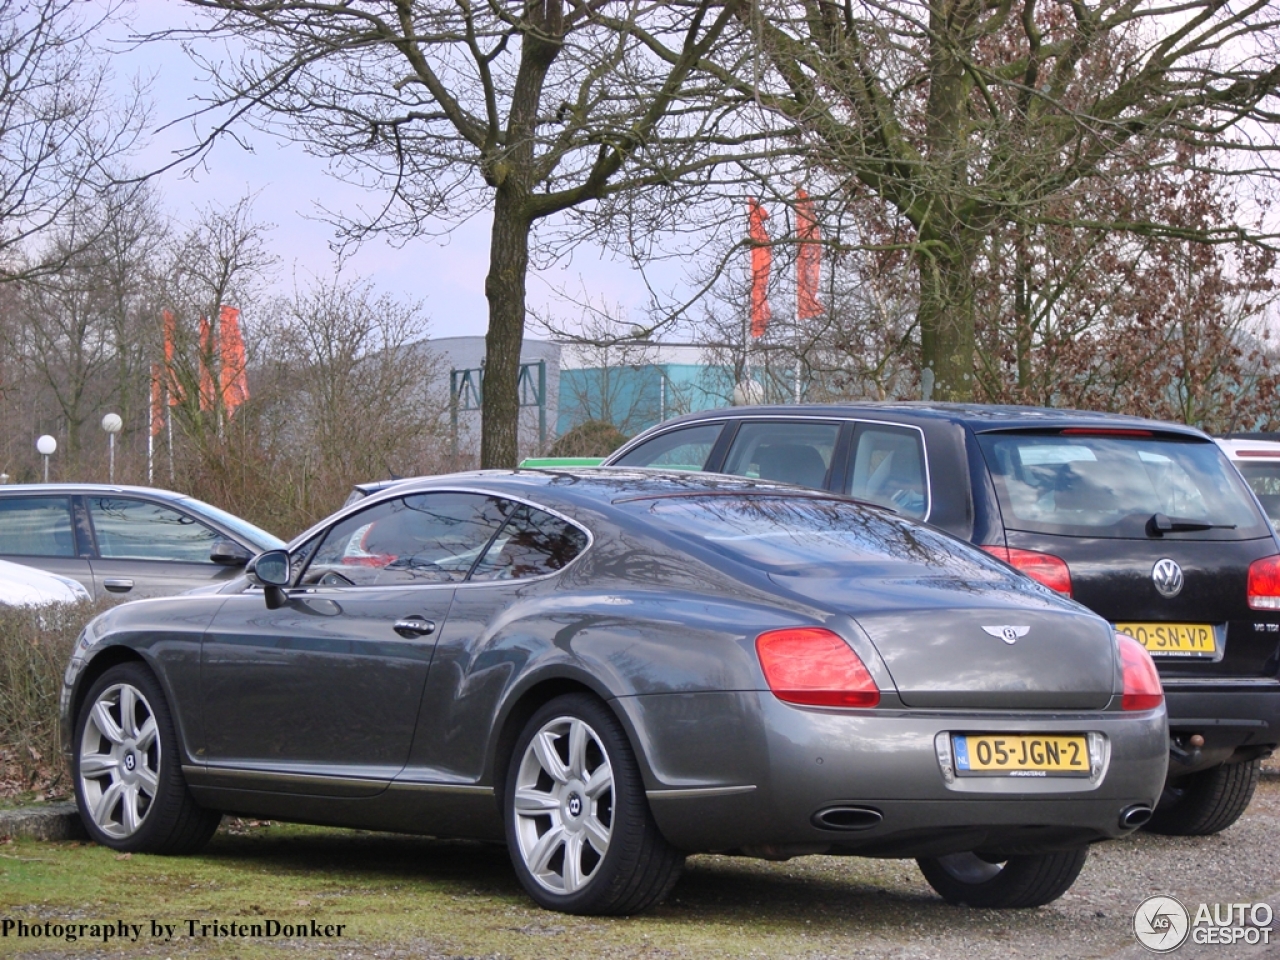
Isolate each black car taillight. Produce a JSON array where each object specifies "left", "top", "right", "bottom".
[
  {"left": 756, "top": 627, "right": 880, "bottom": 708},
  {"left": 1247, "top": 555, "right": 1280, "bottom": 610},
  {"left": 980, "top": 546, "right": 1073, "bottom": 597}
]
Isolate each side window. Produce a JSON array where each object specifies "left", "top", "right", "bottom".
[
  {"left": 721, "top": 421, "right": 839, "bottom": 489},
  {"left": 845, "top": 425, "right": 929, "bottom": 519},
  {"left": 610, "top": 423, "right": 723, "bottom": 471},
  {"left": 0, "top": 497, "right": 76, "bottom": 557},
  {"left": 302, "top": 492, "right": 510, "bottom": 587},
  {"left": 471, "top": 504, "right": 588, "bottom": 582},
  {"left": 88, "top": 497, "right": 219, "bottom": 562}
]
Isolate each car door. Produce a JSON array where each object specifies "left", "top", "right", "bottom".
[
  {"left": 400, "top": 500, "right": 591, "bottom": 785},
  {"left": 197, "top": 491, "right": 512, "bottom": 795},
  {"left": 84, "top": 495, "right": 243, "bottom": 598},
  {"left": 0, "top": 495, "right": 95, "bottom": 595}
]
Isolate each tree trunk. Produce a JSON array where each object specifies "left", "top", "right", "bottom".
[
  {"left": 481, "top": 186, "right": 531, "bottom": 469},
  {"left": 917, "top": 233, "right": 977, "bottom": 401}
]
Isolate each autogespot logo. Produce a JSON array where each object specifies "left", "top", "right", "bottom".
[{"left": 1134, "top": 895, "right": 1190, "bottom": 953}]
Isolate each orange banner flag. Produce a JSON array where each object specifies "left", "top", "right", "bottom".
[
  {"left": 162, "top": 310, "right": 183, "bottom": 406},
  {"left": 218, "top": 305, "right": 249, "bottom": 415},
  {"left": 198, "top": 317, "right": 215, "bottom": 412},
  {"left": 748, "top": 198, "right": 772, "bottom": 338},
  {"left": 796, "top": 188, "right": 823, "bottom": 320}
]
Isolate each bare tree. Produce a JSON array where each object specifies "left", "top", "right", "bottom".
[
  {"left": 0, "top": 0, "right": 147, "bottom": 279},
  {"left": 168, "top": 0, "right": 770, "bottom": 467},
  {"left": 1, "top": 182, "right": 166, "bottom": 477},
  {"left": 705, "top": 0, "right": 1280, "bottom": 401}
]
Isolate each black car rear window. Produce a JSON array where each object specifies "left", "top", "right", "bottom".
[{"left": 976, "top": 432, "right": 1267, "bottom": 539}]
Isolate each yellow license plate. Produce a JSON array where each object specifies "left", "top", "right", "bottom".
[
  {"left": 1115, "top": 622, "right": 1218, "bottom": 657},
  {"left": 952, "top": 735, "right": 1090, "bottom": 777}
]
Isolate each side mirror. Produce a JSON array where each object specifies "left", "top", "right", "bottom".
[
  {"left": 210, "top": 539, "right": 253, "bottom": 566},
  {"left": 246, "top": 550, "right": 291, "bottom": 609}
]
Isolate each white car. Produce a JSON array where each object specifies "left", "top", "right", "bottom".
[
  {"left": 0, "top": 558, "right": 91, "bottom": 607},
  {"left": 1215, "top": 436, "right": 1280, "bottom": 526}
]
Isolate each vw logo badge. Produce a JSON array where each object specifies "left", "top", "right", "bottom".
[{"left": 1152, "top": 559, "right": 1184, "bottom": 598}]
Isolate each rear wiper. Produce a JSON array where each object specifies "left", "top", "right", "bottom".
[{"left": 1147, "top": 513, "right": 1237, "bottom": 537}]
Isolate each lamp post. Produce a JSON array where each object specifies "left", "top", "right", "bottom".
[
  {"left": 36, "top": 435, "right": 56, "bottom": 483},
  {"left": 101, "top": 413, "right": 122, "bottom": 483}
]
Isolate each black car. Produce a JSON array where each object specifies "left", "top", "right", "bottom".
[
  {"left": 0, "top": 484, "right": 285, "bottom": 599},
  {"left": 606, "top": 403, "right": 1280, "bottom": 835},
  {"left": 61, "top": 470, "right": 1167, "bottom": 914}
]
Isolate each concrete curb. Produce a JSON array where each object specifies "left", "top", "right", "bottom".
[{"left": 0, "top": 802, "right": 87, "bottom": 841}]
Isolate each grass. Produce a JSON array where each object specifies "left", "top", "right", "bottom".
[{"left": 3, "top": 777, "right": 1280, "bottom": 960}]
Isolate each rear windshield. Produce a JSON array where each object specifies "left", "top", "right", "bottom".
[
  {"left": 622, "top": 494, "right": 1011, "bottom": 578},
  {"left": 1233, "top": 461, "right": 1280, "bottom": 526},
  {"left": 976, "top": 432, "right": 1267, "bottom": 539}
]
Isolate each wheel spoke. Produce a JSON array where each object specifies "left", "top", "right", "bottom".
[
  {"left": 532, "top": 730, "right": 570, "bottom": 784},
  {"left": 90, "top": 700, "right": 125, "bottom": 745},
  {"left": 583, "top": 812, "right": 612, "bottom": 854},
  {"left": 561, "top": 832, "right": 586, "bottom": 893},
  {"left": 118, "top": 686, "right": 139, "bottom": 738},
  {"left": 583, "top": 763, "right": 612, "bottom": 800},
  {"left": 93, "top": 779, "right": 124, "bottom": 827},
  {"left": 134, "top": 716, "right": 158, "bottom": 752},
  {"left": 513, "top": 787, "right": 560, "bottom": 816},
  {"left": 526, "top": 823, "right": 567, "bottom": 875},
  {"left": 120, "top": 784, "right": 142, "bottom": 834},
  {"left": 78, "top": 753, "right": 119, "bottom": 777},
  {"left": 135, "top": 766, "right": 159, "bottom": 797},
  {"left": 566, "top": 719, "right": 589, "bottom": 780}
]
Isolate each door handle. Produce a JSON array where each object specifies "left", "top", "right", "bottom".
[
  {"left": 394, "top": 617, "right": 437, "bottom": 638},
  {"left": 103, "top": 578, "right": 134, "bottom": 593}
]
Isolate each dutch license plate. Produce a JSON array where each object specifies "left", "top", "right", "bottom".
[
  {"left": 1115, "top": 622, "right": 1217, "bottom": 657},
  {"left": 952, "top": 734, "right": 1090, "bottom": 777}
]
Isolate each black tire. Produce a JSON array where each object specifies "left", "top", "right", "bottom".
[
  {"left": 504, "top": 693, "right": 684, "bottom": 915},
  {"left": 1145, "top": 758, "right": 1261, "bottom": 837},
  {"left": 917, "top": 846, "right": 1089, "bottom": 908},
  {"left": 73, "top": 662, "right": 220, "bottom": 854}
]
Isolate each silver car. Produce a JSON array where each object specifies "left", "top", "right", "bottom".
[{"left": 0, "top": 484, "right": 284, "bottom": 599}]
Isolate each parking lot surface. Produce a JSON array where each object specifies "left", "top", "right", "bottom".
[{"left": 1, "top": 764, "right": 1277, "bottom": 959}]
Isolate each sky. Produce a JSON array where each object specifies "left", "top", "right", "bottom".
[{"left": 103, "top": 1, "right": 680, "bottom": 343}]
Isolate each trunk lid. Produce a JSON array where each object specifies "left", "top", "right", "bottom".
[{"left": 770, "top": 567, "right": 1116, "bottom": 709}]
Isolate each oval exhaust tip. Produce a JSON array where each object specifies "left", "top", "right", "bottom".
[
  {"left": 1120, "top": 804, "right": 1153, "bottom": 829},
  {"left": 812, "top": 806, "right": 883, "bottom": 831}
]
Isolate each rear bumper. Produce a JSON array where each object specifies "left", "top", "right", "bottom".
[
  {"left": 617, "top": 691, "right": 1168, "bottom": 858},
  {"left": 1163, "top": 680, "right": 1280, "bottom": 775}
]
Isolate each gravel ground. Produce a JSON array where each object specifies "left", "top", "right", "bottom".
[{"left": 2, "top": 759, "right": 1278, "bottom": 960}]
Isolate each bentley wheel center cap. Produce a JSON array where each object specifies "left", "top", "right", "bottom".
[
  {"left": 124, "top": 753, "right": 136, "bottom": 771},
  {"left": 1152, "top": 558, "right": 1184, "bottom": 598},
  {"left": 567, "top": 793, "right": 583, "bottom": 818}
]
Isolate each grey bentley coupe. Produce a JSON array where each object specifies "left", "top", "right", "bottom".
[{"left": 60, "top": 469, "right": 1168, "bottom": 914}]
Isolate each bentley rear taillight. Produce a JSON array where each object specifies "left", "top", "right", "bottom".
[
  {"left": 1247, "top": 555, "right": 1280, "bottom": 610},
  {"left": 980, "top": 546, "right": 1073, "bottom": 597},
  {"left": 756, "top": 627, "right": 880, "bottom": 708},
  {"left": 1117, "top": 633, "right": 1163, "bottom": 711}
]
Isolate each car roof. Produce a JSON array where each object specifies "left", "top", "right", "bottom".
[
  {"left": 0, "top": 483, "right": 190, "bottom": 500},
  {"left": 638, "top": 402, "right": 1209, "bottom": 438},
  {"left": 336, "top": 468, "right": 839, "bottom": 517},
  {"left": 1215, "top": 437, "right": 1280, "bottom": 459}
]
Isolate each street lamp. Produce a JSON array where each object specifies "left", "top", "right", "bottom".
[
  {"left": 102, "top": 412, "right": 122, "bottom": 483},
  {"left": 36, "top": 434, "right": 56, "bottom": 483}
]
